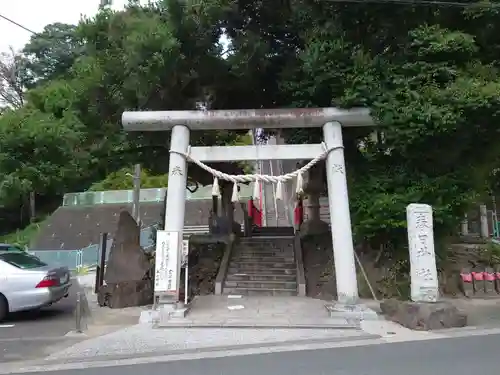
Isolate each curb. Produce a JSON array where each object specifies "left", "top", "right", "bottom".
[
  {"left": 32, "top": 333, "right": 381, "bottom": 366},
  {"left": 154, "top": 321, "right": 361, "bottom": 329}
]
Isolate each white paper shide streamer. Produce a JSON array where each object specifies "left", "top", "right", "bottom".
[
  {"left": 212, "top": 177, "right": 221, "bottom": 197},
  {"left": 231, "top": 182, "right": 240, "bottom": 202},
  {"left": 275, "top": 180, "right": 283, "bottom": 201},
  {"left": 252, "top": 179, "right": 260, "bottom": 200},
  {"left": 296, "top": 172, "right": 304, "bottom": 195}
]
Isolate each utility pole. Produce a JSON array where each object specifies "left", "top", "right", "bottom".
[
  {"left": 132, "top": 164, "right": 141, "bottom": 224},
  {"left": 29, "top": 191, "right": 35, "bottom": 223}
]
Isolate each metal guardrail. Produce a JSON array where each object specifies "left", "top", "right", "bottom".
[
  {"left": 30, "top": 223, "right": 159, "bottom": 270},
  {"left": 63, "top": 186, "right": 254, "bottom": 207},
  {"left": 29, "top": 223, "right": 246, "bottom": 271}
]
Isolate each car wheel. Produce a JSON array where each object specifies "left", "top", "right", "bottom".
[{"left": 0, "top": 294, "right": 8, "bottom": 322}]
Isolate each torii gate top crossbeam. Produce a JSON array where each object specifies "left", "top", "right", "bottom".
[{"left": 122, "top": 107, "right": 374, "bottom": 131}]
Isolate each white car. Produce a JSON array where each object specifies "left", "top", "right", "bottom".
[{"left": 0, "top": 250, "right": 71, "bottom": 321}]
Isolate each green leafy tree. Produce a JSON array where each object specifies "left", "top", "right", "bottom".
[
  {"left": 22, "top": 23, "right": 84, "bottom": 86},
  {"left": 278, "top": 1, "right": 500, "bottom": 252},
  {"left": 89, "top": 168, "right": 169, "bottom": 191},
  {"left": 4, "top": 0, "right": 500, "bottom": 257},
  {"left": 1, "top": 0, "right": 246, "bottom": 227},
  {"left": 0, "top": 106, "right": 90, "bottom": 207}
]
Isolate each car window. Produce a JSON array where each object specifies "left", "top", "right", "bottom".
[
  {"left": 0, "top": 245, "right": 23, "bottom": 252},
  {"left": 0, "top": 252, "right": 47, "bottom": 269}
]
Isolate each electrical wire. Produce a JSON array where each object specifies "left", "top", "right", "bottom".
[{"left": 0, "top": 13, "right": 38, "bottom": 35}]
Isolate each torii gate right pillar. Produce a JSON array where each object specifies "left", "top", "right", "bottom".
[{"left": 323, "top": 121, "right": 358, "bottom": 303}]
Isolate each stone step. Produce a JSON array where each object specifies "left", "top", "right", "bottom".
[
  {"left": 238, "top": 245, "right": 291, "bottom": 252},
  {"left": 239, "top": 241, "right": 293, "bottom": 247},
  {"left": 223, "top": 287, "right": 297, "bottom": 296},
  {"left": 228, "top": 267, "right": 296, "bottom": 275},
  {"left": 233, "top": 247, "right": 295, "bottom": 255},
  {"left": 240, "top": 239, "right": 294, "bottom": 244},
  {"left": 233, "top": 255, "right": 295, "bottom": 262},
  {"left": 238, "top": 242, "right": 293, "bottom": 248},
  {"left": 234, "top": 248, "right": 293, "bottom": 253},
  {"left": 226, "top": 273, "right": 297, "bottom": 282},
  {"left": 239, "top": 238, "right": 294, "bottom": 244},
  {"left": 231, "top": 260, "right": 296, "bottom": 268},
  {"left": 233, "top": 253, "right": 291, "bottom": 260},
  {"left": 251, "top": 227, "right": 295, "bottom": 236},
  {"left": 236, "top": 242, "right": 292, "bottom": 248},
  {"left": 224, "top": 280, "right": 297, "bottom": 289},
  {"left": 231, "top": 255, "right": 295, "bottom": 263}
]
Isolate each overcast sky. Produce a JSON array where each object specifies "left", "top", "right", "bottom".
[{"left": 0, "top": 0, "right": 135, "bottom": 54}]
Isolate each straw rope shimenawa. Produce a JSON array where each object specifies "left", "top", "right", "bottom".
[{"left": 170, "top": 142, "right": 343, "bottom": 202}]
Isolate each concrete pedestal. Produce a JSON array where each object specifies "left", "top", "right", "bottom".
[
  {"left": 300, "top": 219, "right": 330, "bottom": 237},
  {"left": 325, "top": 302, "right": 379, "bottom": 321}
]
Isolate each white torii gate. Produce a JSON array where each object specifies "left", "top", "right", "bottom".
[{"left": 122, "top": 107, "right": 374, "bottom": 304}]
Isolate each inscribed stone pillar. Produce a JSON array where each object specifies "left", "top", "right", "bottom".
[
  {"left": 220, "top": 181, "right": 238, "bottom": 235},
  {"left": 308, "top": 192, "right": 321, "bottom": 221},
  {"left": 460, "top": 214, "right": 468, "bottom": 236},
  {"left": 479, "top": 204, "right": 489, "bottom": 238},
  {"left": 406, "top": 203, "right": 439, "bottom": 302},
  {"left": 300, "top": 163, "right": 329, "bottom": 237}
]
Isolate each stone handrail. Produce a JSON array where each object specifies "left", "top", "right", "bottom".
[
  {"left": 215, "top": 235, "right": 236, "bottom": 295},
  {"left": 293, "top": 232, "right": 307, "bottom": 296}
]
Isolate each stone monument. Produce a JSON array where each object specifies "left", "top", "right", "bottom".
[
  {"left": 380, "top": 203, "right": 467, "bottom": 330},
  {"left": 407, "top": 203, "right": 439, "bottom": 302},
  {"left": 98, "top": 211, "right": 154, "bottom": 308}
]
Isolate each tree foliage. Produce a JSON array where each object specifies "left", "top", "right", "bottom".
[
  {"left": 280, "top": 0, "right": 500, "bottom": 251},
  {"left": 1, "top": 0, "right": 500, "bottom": 253},
  {"left": 88, "top": 168, "right": 169, "bottom": 191}
]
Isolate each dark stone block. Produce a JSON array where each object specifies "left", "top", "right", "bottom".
[
  {"left": 104, "top": 211, "right": 152, "bottom": 284},
  {"left": 97, "top": 280, "right": 154, "bottom": 309},
  {"left": 380, "top": 299, "right": 467, "bottom": 330}
]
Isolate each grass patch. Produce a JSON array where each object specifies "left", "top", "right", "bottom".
[{"left": 0, "top": 220, "right": 45, "bottom": 249}]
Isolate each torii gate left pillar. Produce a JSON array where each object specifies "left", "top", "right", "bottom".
[{"left": 122, "top": 108, "right": 374, "bottom": 305}]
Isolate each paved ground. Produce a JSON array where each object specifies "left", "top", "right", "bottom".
[
  {"left": 0, "top": 282, "right": 82, "bottom": 362},
  {"left": 43, "top": 324, "right": 374, "bottom": 361},
  {"left": 0, "top": 279, "right": 142, "bottom": 363},
  {"left": 448, "top": 298, "right": 500, "bottom": 327},
  {"left": 12, "top": 331, "right": 500, "bottom": 375},
  {"left": 158, "top": 295, "right": 363, "bottom": 328}
]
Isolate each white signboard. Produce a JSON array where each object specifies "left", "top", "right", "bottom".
[
  {"left": 182, "top": 239, "right": 189, "bottom": 305},
  {"left": 154, "top": 230, "right": 181, "bottom": 296},
  {"left": 406, "top": 203, "right": 439, "bottom": 302}
]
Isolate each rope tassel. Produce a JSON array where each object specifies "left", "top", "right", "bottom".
[
  {"left": 231, "top": 182, "right": 240, "bottom": 203},
  {"left": 253, "top": 179, "right": 260, "bottom": 200},
  {"left": 212, "top": 177, "right": 221, "bottom": 197},
  {"left": 296, "top": 172, "right": 304, "bottom": 195},
  {"left": 276, "top": 180, "right": 283, "bottom": 201}
]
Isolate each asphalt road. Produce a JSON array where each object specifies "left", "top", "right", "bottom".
[
  {"left": 0, "top": 282, "right": 82, "bottom": 362},
  {"left": 21, "top": 331, "right": 500, "bottom": 375}
]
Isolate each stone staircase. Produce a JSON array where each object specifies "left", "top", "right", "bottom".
[{"left": 223, "top": 234, "right": 298, "bottom": 296}]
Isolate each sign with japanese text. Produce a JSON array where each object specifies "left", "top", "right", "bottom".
[
  {"left": 154, "top": 230, "right": 181, "bottom": 296},
  {"left": 406, "top": 203, "right": 439, "bottom": 302}
]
